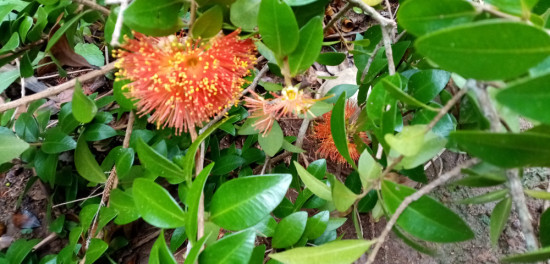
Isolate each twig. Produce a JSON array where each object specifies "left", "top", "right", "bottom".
[
  {"left": 52, "top": 192, "right": 103, "bottom": 208},
  {"left": 365, "top": 159, "right": 479, "bottom": 264},
  {"left": 469, "top": 82, "right": 500, "bottom": 132},
  {"left": 380, "top": 26, "right": 395, "bottom": 75},
  {"left": 346, "top": 0, "right": 395, "bottom": 28},
  {"left": 507, "top": 169, "right": 538, "bottom": 251},
  {"left": 260, "top": 156, "right": 270, "bottom": 175},
  {"left": 324, "top": 3, "right": 353, "bottom": 33},
  {"left": 35, "top": 69, "right": 95, "bottom": 80},
  {"left": 74, "top": 0, "right": 110, "bottom": 15},
  {"left": 0, "top": 62, "right": 116, "bottom": 113},
  {"left": 33, "top": 232, "right": 57, "bottom": 251},
  {"left": 189, "top": 0, "right": 197, "bottom": 29},
  {"left": 383, "top": 0, "right": 394, "bottom": 20},
  {"left": 425, "top": 88, "right": 467, "bottom": 132},
  {"left": 109, "top": 0, "right": 128, "bottom": 47}
]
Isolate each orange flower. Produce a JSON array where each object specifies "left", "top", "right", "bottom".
[
  {"left": 312, "top": 101, "right": 370, "bottom": 165},
  {"left": 114, "top": 30, "right": 256, "bottom": 134}
]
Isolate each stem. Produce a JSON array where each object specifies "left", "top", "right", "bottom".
[
  {"left": 507, "top": 169, "right": 538, "bottom": 251},
  {"left": 323, "top": 3, "right": 353, "bottom": 33}
]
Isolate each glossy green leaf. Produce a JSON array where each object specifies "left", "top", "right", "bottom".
[
  {"left": 450, "top": 131, "right": 550, "bottom": 167},
  {"left": 192, "top": 5, "right": 223, "bottom": 39},
  {"left": 486, "top": 0, "right": 538, "bottom": 16},
  {"left": 186, "top": 163, "right": 214, "bottom": 243},
  {"left": 83, "top": 123, "right": 117, "bottom": 141},
  {"left": 408, "top": 69, "right": 451, "bottom": 104},
  {"left": 306, "top": 159, "right": 326, "bottom": 180},
  {"left": 541, "top": 208, "right": 550, "bottom": 247},
  {"left": 0, "top": 68, "right": 20, "bottom": 94},
  {"left": 272, "top": 211, "right": 308, "bottom": 248},
  {"left": 124, "top": 0, "right": 183, "bottom": 36},
  {"left": 397, "top": 0, "right": 477, "bottom": 36},
  {"left": 415, "top": 20, "right": 550, "bottom": 80},
  {"left": 501, "top": 246, "right": 550, "bottom": 263},
  {"left": 133, "top": 178, "right": 186, "bottom": 228},
  {"left": 5, "top": 239, "right": 40, "bottom": 264},
  {"left": 199, "top": 230, "right": 256, "bottom": 264},
  {"left": 14, "top": 113, "right": 39, "bottom": 142},
  {"left": 303, "top": 210, "right": 329, "bottom": 240},
  {"left": 42, "top": 128, "right": 76, "bottom": 154},
  {"left": 357, "top": 150, "right": 382, "bottom": 189},
  {"left": 410, "top": 104, "right": 455, "bottom": 138},
  {"left": 0, "top": 134, "right": 29, "bottom": 164},
  {"left": 72, "top": 80, "right": 97, "bottom": 124},
  {"left": 183, "top": 234, "right": 208, "bottom": 264},
  {"left": 28, "top": 6, "right": 47, "bottom": 42},
  {"left": 210, "top": 174, "right": 292, "bottom": 230},
  {"left": 496, "top": 72, "right": 550, "bottom": 124},
  {"left": 454, "top": 162, "right": 507, "bottom": 187},
  {"left": 490, "top": 197, "right": 512, "bottom": 246},
  {"left": 249, "top": 245, "right": 267, "bottom": 264},
  {"left": 115, "top": 147, "right": 134, "bottom": 178},
  {"left": 288, "top": 17, "right": 323, "bottom": 76},
  {"left": 0, "top": 33, "right": 20, "bottom": 54},
  {"left": 136, "top": 137, "right": 184, "bottom": 181},
  {"left": 382, "top": 74, "right": 439, "bottom": 111},
  {"left": 34, "top": 150, "right": 57, "bottom": 185},
  {"left": 316, "top": 52, "right": 346, "bottom": 66},
  {"left": 18, "top": 16, "right": 33, "bottom": 43},
  {"left": 46, "top": 10, "right": 92, "bottom": 52},
  {"left": 84, "top": 239, "right": 108, "bottom": 264},
  {"left": 110, "top": 188, "right": 140, "bottom": 225},
  {"left": 230, "top": 0, "right": 260, "bottom": 32},
  {"left": 75, "top": 137, "right": 106, "bottom": 183},
  {"left": 359, "top": 41, "right": 410, "bottom": 84},
  {"left": 258, "top": 0, "right": 299, "bottom": 57},
  {"left": 294, "top": 161, "right": 332, "bottom": 201},
  {"left": 149, "top": 231, "right": 177, "bottom": 264},
  {"left": 382, "top": 180, "right": 474, "bottom": 242},
  {"left": 331, "top": 92, "right": 357, "bottom": 169},
  {"left": 212, "top": 155, "right": 245, "bottom": 175},
  {"left": 269, "top": 239, "right": 374, "bottom": 264},
  {"left": 258, "top": 121, "right": 283, "bottom": 156},
  {"left": 75, "top": 43, "right": 104, "bottom": 67},
  {"left": 252, "top": 215, "right": 277, "bottom": 237},
  {"left": 324, "top": 84, "right": 359, "bottom": 104},
  {"left": 458, "top": 189, "right": 508, "bottom": 204}
]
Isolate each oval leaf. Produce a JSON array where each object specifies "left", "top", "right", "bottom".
[
  {"left": 136, "top": 137, "right": 184, "bottom": 181},
  {"left": 288, "top": 17, "right": 323, "bottom": 76},
  {"left": 191, "top": 5, "right": 223, "bottom": 39},
  {"left": 269, "top": 239, "right": 374, "bottom": 264},
  {"left": 258, "top": 121, "right": 283, "bottom": 157},
  {"left": 0, "top": 134, "right": 29, "bottom": 164},
  {"left": 72, "top": 80, "right": 97, "bottom": 123},
  {"left": 258, "top": 0, "right": 299, "bottom": 57},
  {"left": 490, "top": 197, "right": 512, "bottom": 246},
  {"left": 294, "top": 161, "right": 332, "bottom": 201},
  {"left": 272, "top": 211, "right": 308, "bottom": 248},
  {"left": 331, "top": 92, "right": 357, "bottom": 169},
  {"left": 75, "top": 137, "right": 107, "bottom": 183},
  {"left": 124, "top": 0, "right": 183, "bottom": 36},
  {"left": 199, "top": 230, "right": 256, "bottom": 264},
  {"left": 133, "top": 178, "right": 186, "bottom": 228}
]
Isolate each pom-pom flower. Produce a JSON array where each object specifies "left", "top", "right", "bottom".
[
  {"left": 114, "top": 30, "right": 256, "bottom": 134},
  {"left": 312, "top": 101, "right": 370, "bottom": 165},
  {"left": 244, "top": 86, "right": 321, "bottom": 135}
]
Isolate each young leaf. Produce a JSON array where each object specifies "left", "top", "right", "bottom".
[
  {"left": 258, "top": 0, "right": 299, "bottom": 58},
  {"left": 0, "top": 134, "right": 29, "bottom": 164},
  {"left": 191, "top": 5, "right": 223, "bottom": 39},
  {"left": 210, "top": 174, "right": 292, "bottom": 230},
  {"left": 269, "top": 239, "right": 374, "bottom": 264},
  {"left": 258, "top": 121, "right": 283, "bottom": 157},
  {"left": 183, "top": 235, "right": 209, "bottom": 264},
  {"left": 149, "top": 231, "right": 177, "bottom": 264},
  {"left": 136, "top": 137, "right": 184, "bottom": 182},
  {"left": 415, "top": 20, "right": 550, "bottom": 80},
  {"left": 84, "top": 239, "right": 108, "bottom": 264},
  {"left": 75, "top": 137, "right": 107, "bottom": 183},
  {"left": 458, "top": 189, "right": 508, "bottom": 204},
  {"left": 501, "top": 247, "right": 550, "bottom": 263},
  {"left": 490, "top": 197, "right": 512, "bottom": 246},
  {"left": 124, "top": 0, "right": 183, "bottom": 36},
  {"left": 272, "top": 212, "right": 308, "bottom": 248},
  {"left": 382, "top": 180, "right": 474, "bottom": 242},
  {"left": 72, "top": 80, "right": 97, "bottom": 123},
  {"left": 397, "top": 0, "right": 477, "bottom": 36},
  {"left": 133, "top": 178, "right": 186, "bottom": 228},
  {"left": 357, "top": 150, "right": 382, "bottom": 189},
  {"left": 294, "top": 161, "right": 332, "bottom": 201},
  {"left": 186, "top": 163, "right": 214, "bottom": 243},
  {"left": 331, "top": 179, "right": 358, "bottom": 212},
  {"left": 199, "top": 230, "right": 256, "bottom": 264},
  {"left": 288, "top": 17, "right": 323, "bottom": 76},
  {"left": 331, "top": 92, "right": 357, "bottom": 169}
]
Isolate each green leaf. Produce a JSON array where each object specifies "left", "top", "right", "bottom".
[
  {"left": 212, "top": 155, "right": 246, "bottom": 175},
  {"left": 249, "top": 245, "right": 267, "bottom": 264},
  {"left": 252, "top": 215, "right": 277, "bottom": 237},
  {"left": 306, "top": 159, "right": 326, "bottom": 180},
  {"left": 450, "top": 131, "right": 550, "bottom": 168},
  {"left": 331, "top": 179, "right": 358, "bottom": 212},
  {"left": 210, "top": 174, "right": 292, "bottom": 230},
  {"left": 410, "top": 104, "right": 455, "bottom": 138},
  {"left": 258, "top": 121, "right": 283, "bottom": 157},
  {"left": 230, "top": 0, "right": 260, "bottom": 32},
  {"left": 303, "top": 210, "right": 329, "bottom": 240},
  {"left": 136, "top": 137, "right": 184, "bottom": 182},
  {"left": 357, "top": 150, "right": 382, "bottom": 189},
  {"left": 84, "top": 239, "right": 108, "bottom": 264},
  {"left": 0, "top": 134, "right": 29, "bottom": 164},
  {"left": 269, "top": 239, "right": 374, "bottom": 264},
  {"left": 397, "top": 0, "right": 477, "bottom": 36},
  {"left": 541, "top": 208, "right": 550, "bottom": 247},
  {"left": 501, "top": 246, "right": 550, "bottom": 263},
  {"left": 191, "top": 5, "right": 223, "bottom": 39},
  {"left": 490, "top": 197, "right": 512, "bottom": 246},
  {"left": 288, "top": 17, "right": 323, "bottom": 76},
  {"left": 458, "top": 189, "right": 508, "bottom": 204},
  {"left": 486, "top": 0, "right": 539, "bottom": 16},
  {"left": 384, "top": 76, "right": 440, "bottom": 112},
  {"left": 183, "top": 234, "right": 208, "bottom": 264},
  {"left": 272, "top": 211, "right": 308, "bottom": 248},
  {"left": 324, "top": 84, "right": 359, "bottom": 104},
  {"left": 83, "top": 123, "right": 117, "bottom": 141},
  {"left": 42, "top": 128, "right": 76, "bottom": 154},
  {"left": 75, "top": 137, "right": 107, "bottom": 183},
  {"left": 28, "top": 6, "right": 47, "bottom": 42},
  {"left": 199, "top": 230, "right": 256, "bottom": 264},
  {"left": 5, "top": 239, "right": 40, "bottom": 264},
  {"left": 115, "top": 147, "right": 134, "bottom": 178},
  {"left": 72, "top": 80, "right": 97, "bottom": 123},
  {"left": 316, "top": 52, "right": 346, "bottom": 66},
  {"left": 258, "top": 0, "right": 299, "bottom": 58},
  {"left": 149, "top": 231, "right": 177, "bottom": 264},
  {"left": 331, "top": 92, "right": 357, "bottom": 169},
  {"left": 74, "top": 43, "right": 104, "bottom": 67},
  {"left": 359, "top": 41, "right": 410, "bottom": 84},
  {"left": 281, "top": 140, "right": 305, "bottom": 153},
  {"left": 388, "top": 126, "right": 447, "bottom": 170},
  {"left": 294, "top": 161, "right": 332, "bottom": 201},
  {"left": 454, "top": 162, "right": 507, "bottom": 187},
  {"left": 0, "top": 68, "right": 20, "bottom": 94},
  {"left": 110, "top": 189, "right": 140, "bottom": 225},
  {"left": 34, "top": 150, "right": 57, "bottom": 185},
  {"left": 18, "top": 16, "right": 33, "bottom": 43},
  {"left": 415, "top": 20, "right": 550, "bottom": 80},
  {"left": 14, "top": 113, "right": 39, "bottom": 142},
  {"left": 45, "top": 10, "right": 92, "bottom": 52},
  {"left": 408, "top": 69, "right": 451, "bottom": 104},
  {"left": 0, "top": 33, "right": 20, "bottom": 54},
  {"left": 133, "top": 178, "right": 186, "bottom": 228},
  {"left": 382, "top": 180, "right": 474, "bottom": 242},
  {"left": 496, "top": 72, "right": 550, "bottom": 124},
  {"left": 525, "top": 189, "right": 550, "bottom": 200},
  {"left": 113, "top": 79, "right": 135, "bottom": 110},
  {"left": 186, "top": 163, "right": 214, "bottom": 243},
  {"left": 124, "top": 0, "right": 183, "bottom": 36}
]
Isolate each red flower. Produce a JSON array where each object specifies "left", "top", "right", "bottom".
[
  {"left": 115, "top": 30, "right": 256, "bottom": 134},
  {"left": 312, "top": 101, "right": 370, "bottom": 165}
]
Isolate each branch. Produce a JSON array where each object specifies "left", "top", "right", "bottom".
[
  {"left": 0, "top": 62, "right": 116, "bottom": 113},
  {"left": 345, "top": 0, "right": 395, "bottom": 28},
  {"left": 365, "top": 159, "right": 479, "bottom": 264},
  {"left": 74, "top": 0, "right": 110, "bottom": 15},
  {"left": 324, "top": 3, "right": 353, "bottom": 33},
  {"left": 109, "top": 0, "right": 129, "bottom": 47},
  {"left": 508, "top": 169, "right": 538, "bottom": 251}
]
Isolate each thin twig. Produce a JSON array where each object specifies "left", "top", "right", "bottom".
[
  {"left": 52, "top": 192, "right": 103, "bottom": 208},
  {"left": 365, "top": 159, "right": 479, "bottom": 264},
  {"left": 324, "top": 3, "right": 353, "bottom": 33},
  {"left": 507, "top": 169, "right": 538, "bottom": 251},
  {"left": 380, "top": 26, "right": 395, "bottom": 75},
  {"left": 33, "top": 232, "right": 57, "bottom": 251},
  {"left": 0, "top": 62, "right": 116, "bottom": 113},
  {"left": 109, "top": 0, "right": 128, "bottom": 47},
  {"left": 346, "top": 0, "right": 395, "bottom": 27},
  {"left": 74, "top": 0, "right": 110, "bottom": 15},
  {"left": 35, "top": 69, "right": 95, "bottom": 80},
  {"left": 425, "top": 88, "right": 467, "bottom": 132}
]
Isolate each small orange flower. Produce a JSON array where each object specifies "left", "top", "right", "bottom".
[
  {"left": 312, "top": 101, "right": 370, "bottom": 165},
  {"left": 115, "top": 30, "right": 256, "bottom": 134}
]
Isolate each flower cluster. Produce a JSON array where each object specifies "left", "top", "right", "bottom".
[
  {"left": 312, "top": 101, "right": 370, "bottom": 165},
  {"left": 245, "top": 86, "right": 321, "bottom": 135},
  {"left": 114, "top": 30, "right": 256, "bottom": 134}
]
